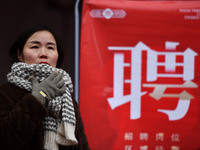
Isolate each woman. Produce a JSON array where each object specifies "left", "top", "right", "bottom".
[{"left": 0, "top": 25, "right": 90, "bottom": 150}]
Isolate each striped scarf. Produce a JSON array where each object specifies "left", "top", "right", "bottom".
[{"left": 7, "top": 62, "right": 78, "bottom": 150}]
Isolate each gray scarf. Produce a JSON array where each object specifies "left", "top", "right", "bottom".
[{"left": 7, "top": 62, "right": 78, "bottom": 150}]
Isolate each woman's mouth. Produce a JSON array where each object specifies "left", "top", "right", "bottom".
[{"left": 39, "top": 62, "right": 49, "bottom": 65}]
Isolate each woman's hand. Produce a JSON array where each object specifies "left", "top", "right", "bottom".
[{"left": 31, "top": 71, "right": 66, "bottom": 105}]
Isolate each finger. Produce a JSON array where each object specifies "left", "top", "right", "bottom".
[
  {"left": 47, "top": 71, "right": 58, "bottom": 80},
  {"left": 53, "top": 73, "right": 63, "bottom": 83},
  {"left": 59, "top": 84, "right": 66, "bottom": 94},
  {"left": 57, "top": 79, "right": 65, "bottom": 88}
]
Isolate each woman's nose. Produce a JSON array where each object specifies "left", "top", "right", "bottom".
[{"left": 39, "top": 48, "right": 48, "bottom": 58}]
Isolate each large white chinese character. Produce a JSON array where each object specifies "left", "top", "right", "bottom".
[{"left": 107, "top": 41, "right": 198, "bottom": 120}]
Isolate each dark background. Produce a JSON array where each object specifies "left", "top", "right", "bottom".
[{"left": 0, "top": 0, "right": 82, "bottom": 88}]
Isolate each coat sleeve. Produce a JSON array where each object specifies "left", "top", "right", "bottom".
[{"left": 0, "top": 90, "right": 48, "bottom": 150}]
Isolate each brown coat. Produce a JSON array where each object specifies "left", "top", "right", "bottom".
[{"left": 0, "top": 82, "right": 90, "bottom": 150}]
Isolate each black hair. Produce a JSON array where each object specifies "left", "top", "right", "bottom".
[{"left": 9, "top": 24, "right": 64, "bottom": 67}]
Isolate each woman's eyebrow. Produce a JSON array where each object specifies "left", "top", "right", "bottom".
[
  {"left": 29, "top": 41, "right": 40, "bottom": 44},
  {"left": 47, "top": 42, "right": 56, "bottom": 46}
]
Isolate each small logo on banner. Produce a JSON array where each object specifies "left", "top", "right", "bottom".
[{"left": 90, "top": 8, "right": 126, "bottom": 19}]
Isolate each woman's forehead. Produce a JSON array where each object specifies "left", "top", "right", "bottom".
[{"left": 26, "top": 30, "right": 56, "bottom": 44}]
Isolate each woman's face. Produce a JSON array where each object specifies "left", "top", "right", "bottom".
[{"left": 18, "top": 30, "right": 58, "bottom": 67}]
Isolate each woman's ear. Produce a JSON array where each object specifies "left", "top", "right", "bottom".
[{"left": 17, "top": 49, "right": 23, "bottom": 62}]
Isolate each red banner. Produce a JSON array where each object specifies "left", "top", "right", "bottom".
[{"left": 79, "top": 1, "right": 200, "bottom": 150}]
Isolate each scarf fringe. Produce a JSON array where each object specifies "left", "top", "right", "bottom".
[
  {"left": 44, "top": 122, "right": 78, "bottom": 150},
  {"left": 56, "top": 122, "right": 78, "bottom": 145},
  {"left": 44, "top": 131, "right": 58, "bottom": 150}
]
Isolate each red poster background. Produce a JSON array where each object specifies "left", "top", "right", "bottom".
[{"left": 79, "top": 1, "right": 200, "bottom": 150}]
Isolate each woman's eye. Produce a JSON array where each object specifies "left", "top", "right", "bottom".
[
  {"left": 48, "top": 46, "right": 54, "bottom": 50},
  {"left": 31, "top": 45, "right": 39, "bottom": 49}
]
